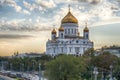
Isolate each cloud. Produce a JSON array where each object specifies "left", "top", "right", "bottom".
[
  {"left": 0, "top": 0, "right": 16, "bottom": 6},
  {"left": 0, "top": 34, "right": 33, "bottom": 39},
  {"left": 23, "top": 1, "right": 36, "bottom": 11},
  {"left": 23, "top": 10, "right": 31, "bottom": 15},
  {"left": 88, "top": 0, "right": 103, "bottom": 4},
  {"left": 91, "top": 17, "right": 120, "bottom": 27},
  {"left": 0, "top": 0, "right": 32, "bottom": 15},
  {"left": 54, "top": 0, "right": 103, "bottom": 4},
  {"left": 32, "top": 0, "right": 120, "bottom": 28},
  {"left": 36, "top": 0, "right": 56, "bottom": 8},
  {"left": 0, "top": 0, "right": 22, "bottom": 12},
  {"left": 0, "top": 19, "right": 52, "bottom": 31},
  {"left": 14, "top": 5, "right": 22, "bottom": 12},
  {"left": 0, "top": 0, "right": 120, "bottom": 28}
]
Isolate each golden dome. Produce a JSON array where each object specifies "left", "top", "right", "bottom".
[
  {"left": 59, "top": 26, "right": 64, "bottom": 31},
  {"left": 84, "top": 22, "right": 89, "bottom": 32},
  {"left": 61, "top": 11, "right": 78, "bottom": 24},
  {"left": 78, "top": 32, "right": 80, "bottom": 36},
  {"left": 52, "top": 28, "right": 56, "bottom": 34},
  {"left": 84, "top": 27, "right": 89, "bottom": 32}
]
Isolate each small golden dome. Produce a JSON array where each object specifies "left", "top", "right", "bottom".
[
  {"left": 78, "top": 32, "right": 80, "bottom": 35},
  {"left": 84, "top": 27, "right": 89, "bottom": 32},
  {"left": 84, "top": 22, "right": 89, "bottom": 32},
  {"left": 61, "top": 11, "right": 78, "bottom": 24},
  {"left": 59, "top": 26, "right": 64, "bottom": 31},
  {"left": 52, "top": 29, "right": 56, "bottom": 34}
]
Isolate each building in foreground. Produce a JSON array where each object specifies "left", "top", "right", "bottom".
[{"left": 46, "top": 7, "right": 94, "bottom": 56}]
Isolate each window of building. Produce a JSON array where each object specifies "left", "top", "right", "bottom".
[
  {"left": 65, "top": 29, "right": 67, "bottom": 34},
  {"left": 86, "top": 34, "right": 88, "bottom": 38},
  {"left": 68, "top": 29, "right": 70, "bottom": 34},
  {"left": 119, "top": 50, "right": 120, "bottom": 53},
  {"left": 54, "top": 35, "right": 56, "bottom": 38},
  {"left": 72, "top": 29, "right": 73, "bottom": 34},
  {"left": 70, "top": 29, "right": 71, "bottom": 34},
  {"left": 83, "top": 42, "right": 85, "bottom": 44},
  {"left": 76, "top": 29, "right": 78, "bottom": 33},
  {"left": 53, "top": 48, "right": 55, "bottom": 53},
  {"left": 61, "top": 33, "right": 63, "bottom": 38},
  {"left": 76, "top": 40, "right": 79, "bottom": 43},
  {"left": 61, "top": 47, "right": 63, "bottom": 53},
  {"left": 69, "top": 47, "right": 72, "bottom": 52},
  {"left": 75, "top": 29, "right": 76, "bottom": 34},
  {"left": 75, "top": 47, "right": 79, "bottom": 54}
]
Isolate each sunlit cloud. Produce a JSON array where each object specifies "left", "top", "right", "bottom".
[
  {"left": 0, "top": 19, "right": 52, "bottom": 31},
  {"left": 36, "top": 0, "right": 56, "bottom": 8},
  {"left": 0, "top": 34, "right": 33, "bottom": 39},
  {"left": 22, "top": 10, "right": 31, "bottom": 15},
  {"left": 23, "top": 1, "right": 37, "bottom": 11},
  {"left": 91, "top": 17, "right": 120, "bottom": 27},
  {"left": 0, "top": 0, "right": 120, "bottom": 31}
]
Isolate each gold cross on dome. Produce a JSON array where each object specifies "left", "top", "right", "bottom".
[{"left": 68, "top": 4, "right": 71, "bottom": 11}]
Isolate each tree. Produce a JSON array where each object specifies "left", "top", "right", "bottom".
[
  {"left": 91, "top": 52, "right": 118, "bottom": 70},
  {"left": 91, "top": 51, "right": 118, "bottom": 79},
  {"left": 83, "top": 48, "right": 94, "bottom": 57},
  {"left": 114, "top": 57, "right": 120, "bottom": 80},
  {"left": 45, "top": 55, "right": 88, "bottom": 80}
]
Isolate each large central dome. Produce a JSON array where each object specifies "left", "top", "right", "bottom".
[{"left": 61, "top": 10, "right": 78, "bottom": 24}]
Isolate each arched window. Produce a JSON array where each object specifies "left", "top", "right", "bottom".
[
  {"left": 53, "top": 48, "right": 55, "bottom": 53},
  {"left": 69, "top": 47, "right": 72, "bottom": 52},
  {"left": 86, "top": 34, "right": 88, "bottom": 39},
  {"left": 61, "top": 33, "right": 63, "bottom": 38},
  {"left": 74, "top": 29, "right": 76, "bottom": 34},
  {"left": 61, "top": 47, "right": 63, "bottom": 53},
  {"left": 72, "top": 29, "right": 73, "bottom": 33},
  {"left": 54, "top": 35, "right": 56, "bottom": 38},
  {"left": 65, "top": 29, "right": 67, "bottom": 34},
  {"left": 75, "top": 29, "right": 76, "bottom": 34},
  {"left": 68, "top": 29, "right": 70, "bottom": 34}
]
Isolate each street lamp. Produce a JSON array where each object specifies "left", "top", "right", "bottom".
[
  {"left": 42, "top": 71, "right": 45, "bottom": 80},
  {"left": 22, "top": 63, "right": 24, "bottom": 72},
  {"left": 101, "top": 71, "right": 104, "bottom": 80},
  {"left": 27, "top": 66, "right": 29, "bottom": 72},
  {"left": 39, "top": 63, "right": 41, "bottom": 72},
  {"left": 20, "top": 63, "right": 21, "bottom": 72},
  {"left": 109, "top": 65, "right": 113, "bottom": 80},
  {"left": 10, "top": 63, "right": 12, "bottom": 71},
  {"left": 39, "top": 63, "right": 41, "bottom": 80},
  {"left": 91, "top": 66, "right": 93, "bottom": 80},
  {"left": 32, "top": 62, "right": 34, "bottom": 72},
  {"left": 93, "top": 67, "right": 99, "bottom": 80},
  {"left": 1, "top": 61, "right": 4, "bottom": 71}
]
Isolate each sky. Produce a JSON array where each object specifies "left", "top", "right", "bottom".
[{"left": 0, "top": 0, "right": 120, "bottom": 56}]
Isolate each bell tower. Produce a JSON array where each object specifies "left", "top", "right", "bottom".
[
  {"left": 51, "top": 28, "right": 56, "bottom": 40},
  {"left": 84, "top": 22, "right": 89, "bottom": 39}
]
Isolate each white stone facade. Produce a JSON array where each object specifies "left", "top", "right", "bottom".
[{"left": 46, "top": 9, "right": 93, "bottom": 56}]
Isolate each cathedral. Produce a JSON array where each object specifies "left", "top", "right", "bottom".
[{"left": 46, "top": 6, "right": 94, "bottom": 56}]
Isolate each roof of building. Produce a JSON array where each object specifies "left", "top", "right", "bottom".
[
  {"left": 84, "top": 22, "right": 89, "bottom": 32},
  {"left": 59, "top": 26, "right": 64, "bottom": 31},
  {"left": 52, "top": 28, "right": 57, "bottom": 34},
  {"left": 65, "top": 36, "right": 83, "bottom": 39},
  {"left": 61, "top": 6, "right": 78, "bottom": 24}
]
